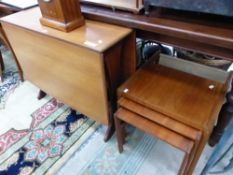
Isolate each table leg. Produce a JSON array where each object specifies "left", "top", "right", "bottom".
[
  {"left": 37, "top": 90, "right": 47, "bottom": 100},
  {"left": 209, "top": 82, "right": 233, "bottom": 147},
  {"left": 104, "top": 114, "right": 115, "bottom": 142},
  {"left": 181, "top": 134, "right": 202, "bottom": 175},
  {"left": 70, "top": 109, "right": 77, "bottom": 115},
  {"left": 182, "top": 132, "right": 209, "bottom": 175},
  {"left": 178, "top": 153, "right": 191, "bottom": 175},
  {"left": 114, "top": 114, "right": 124, "bottom": 153},
  {"left": 0, "top": 50, "right": 4, "bottom": 82}
]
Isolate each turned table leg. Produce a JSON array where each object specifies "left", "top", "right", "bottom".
[{"left": 209, "top": 81, "right": 233, "bottom": 147}]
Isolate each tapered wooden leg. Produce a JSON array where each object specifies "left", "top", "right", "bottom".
[
  {"left": 37, "top": 90, "right": 47, "bottom": 100},
  {"left": 178, "top": 153, "right": 190, "bottom": 175},
  {"left": 186, "top": 135, "right": 209, "bottom": 175},
  {"left": 114, "top": 114, "right": 124, "bottom": 153},
  {"left": 0, "top": 50, "right": 4, "bottom": 71},
  {"left": 181, "top": 138, "right": 202, "bottom": 175},
  {"left": 121, "top": 123, "right": 126, "bottom": 144},
  {"left": 0, "top": 50, "right": 4, "bottom": 82},
  {"left": 209, "top": 82, "right": 233, "bottom": 147},
  {"left": 104, "top": 119, "right": 115, "bottom": 142}
]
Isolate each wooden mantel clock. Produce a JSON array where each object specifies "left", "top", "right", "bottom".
[{"left": 37, "top": 0, "right": 85, "bottom": 32}]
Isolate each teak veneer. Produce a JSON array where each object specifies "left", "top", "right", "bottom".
[
  {"left": 118, "top": 59, "right": 227, "bottom": 132},
  {"left": 115, "top": 55, "right": 231, "bottom": 175},
  {"left": 114, "top": 106, "right": 201, "bottom": 175},
  {"left": 0, "top": 7, "right": 136, "bottom": 140},
  {"left": 81, "top": 5, "right": 233, "bottom": 146}
]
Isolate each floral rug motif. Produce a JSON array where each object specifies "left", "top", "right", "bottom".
[
  {"left": 77, "top": 127, "right": 160, "bottom": 175},
  {"left": 0, "top": 98, "right": 98, "bottom": 175},
  {"left": 57, "top": 126, "right": 178, "bottom": 175}
]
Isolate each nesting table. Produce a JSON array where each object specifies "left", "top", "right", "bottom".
[
  {"left": 81, "top": 3, "right": 233, "bottom": 155},
  {"left": 115, "top": 54, "right": 231, "bottom": 175}
]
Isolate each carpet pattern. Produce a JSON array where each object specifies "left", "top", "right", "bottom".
[
  {"left": 0, "top": 46, "right": 99, "bottom": 175},
  {"left": 0, "top": 98, "right": 98, "bottom": 175},
  {"left": 1, "top": 46, "right": 232, "bottom": 175},
  {"left": 78, "top": 127, "right": 160, "bottom": 175},
  {"left": 57, "top": 126, "right": 183, "bottom": 175},
  {"left": 0, "top": 71, "right": 20, "bottom": 109},
  {"left": 57, "top": 124, "right": 232, "bottom": 175},
  {"left": 0, "top": 49, "right": 21, "bottom": 109}
]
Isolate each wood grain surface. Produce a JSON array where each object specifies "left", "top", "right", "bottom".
[
  {"left": 118, "top": 56, "right": 227, "bottom": 131},
  {"left": 3, "top": 23, "right": 110, "bottom": 124},
  {"left": 118, "top": 97, "right": 201, "bottom": 141},
  {"left": 116, "top": 107, "right": 195, "bottom": 153},
  {"left": 1, "top": 6, "right": 135, "bottom": 127},
  {"left": 81, "top": 5, "right": 233, "bottom": 60},
  {"left": 0, "top": 7, "right": 132, "bottom": 52},
  {"left": 116, "top": 55, "right": 231, "bottom": 174}
]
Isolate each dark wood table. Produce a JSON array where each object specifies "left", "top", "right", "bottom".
[
  {"left": 80, "top": 4, "right": 233, "bottom": 150},
  {"left": 81, "top": 5, "right": 233, "bottom": 60}
]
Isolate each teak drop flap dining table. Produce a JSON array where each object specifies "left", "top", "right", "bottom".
[{"left": 0, "top": 7, "right": 136, "bottom": 141}]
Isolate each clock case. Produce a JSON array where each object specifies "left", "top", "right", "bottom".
[{"left": 38, "top": 0, "right": 85, "bottom": 32}]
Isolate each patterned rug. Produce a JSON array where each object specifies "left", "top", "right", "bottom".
[
  {"left": 0, "top": 71, "right": 20, "bottom": 109},
  {"left": 0, "top": 98, "right": 99, "bottom": 175},
  {"left": 57, "top": 126, "right": 184, "bottom": 175},
  {"left": 0, "top": 48, "right": 21, "bottom": 109},
  {"left": 1, "top": 48, "right": 231, "bottom": 175},
  {"left": 0, "top": 48, "right": 99, "bottom": 175},
  {"left": 57, "top": 126, "right": 232, "bottom": 175}
]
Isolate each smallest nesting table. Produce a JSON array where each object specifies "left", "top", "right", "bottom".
[{"left": 115, "top": 54, "right": 231, "bottom": 175}]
